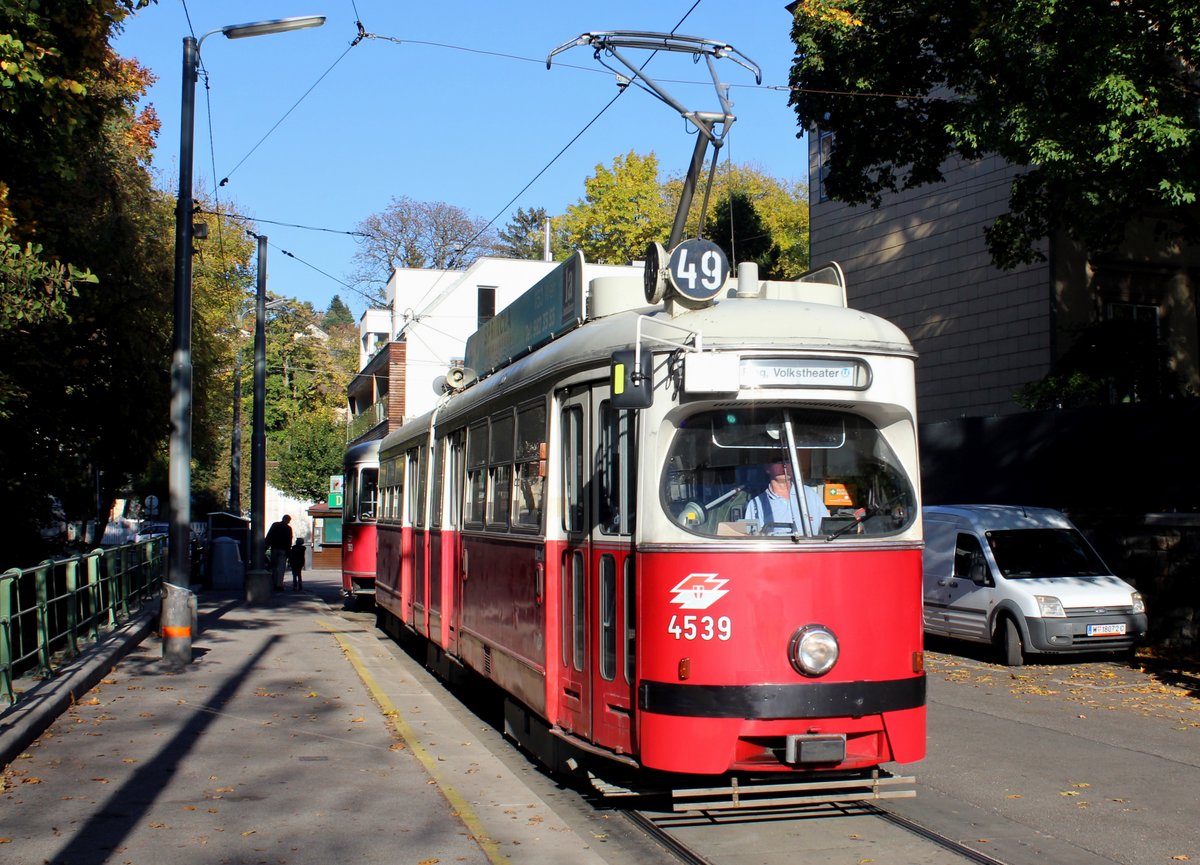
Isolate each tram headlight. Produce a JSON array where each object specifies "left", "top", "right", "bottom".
[{"left": 789, "top": 625, "right": 839, "bottom": 677}]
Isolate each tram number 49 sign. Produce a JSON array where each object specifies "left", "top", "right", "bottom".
[
  {"left": 668, "top": 238, "right": 730, "bottom": 303},
  {"left": 668, "top": 614, "right": 732, "bottom": 641}
]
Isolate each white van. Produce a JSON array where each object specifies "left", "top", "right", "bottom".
[{"left": 922, "top": 505, "right": 1147, "bottom": 665}]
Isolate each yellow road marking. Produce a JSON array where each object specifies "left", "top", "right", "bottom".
[{"left": 319, "top": 620, "right": 511, "bottom": 865}]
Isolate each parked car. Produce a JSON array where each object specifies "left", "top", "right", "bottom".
[
  {"left": 135, "top": 522, "right": 170, "bottom": 542},
  {"left": 922, "top": 505, "right": 1147, "bottom": 665}
]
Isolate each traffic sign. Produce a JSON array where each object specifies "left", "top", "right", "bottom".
[{"left": 328, "top": 492, "right": 343, "bottom": 508}]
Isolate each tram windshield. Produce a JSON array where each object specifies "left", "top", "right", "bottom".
[{"left": 662, "top": 408, "right": 916, "bottom": 539}]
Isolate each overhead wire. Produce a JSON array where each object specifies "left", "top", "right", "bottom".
[
  {"left": 216, "top": 41, "right": 359, "bottom": 188},
  {"left": 399, "top": 0, "right": 706, "bottom": 321}
]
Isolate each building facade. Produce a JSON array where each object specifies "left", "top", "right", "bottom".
[
  {"left": 347, "top": 257, "right": 642, "bottom": 446},
  {"left": 808, "top": 147, "right": 1200, "bottom": 423}
]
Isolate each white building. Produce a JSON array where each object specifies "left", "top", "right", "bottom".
[{"left": 348, "top": 256, "right": 643, "bottom": 443}]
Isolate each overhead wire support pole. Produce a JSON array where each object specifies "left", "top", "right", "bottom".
[{"left": 546, "top": 31, "right": 761, "bottom": 248}]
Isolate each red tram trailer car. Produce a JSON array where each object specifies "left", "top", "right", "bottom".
[
  {"left": 341, "top": 439, "right": 380, "bottom": 602},
  {"left": 370, "top": 250, "right": 925, "bottom": 797}
]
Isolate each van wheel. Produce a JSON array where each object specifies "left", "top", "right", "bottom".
[{"left": 998, "top": 617, "right": 1025, "bottom": 667}]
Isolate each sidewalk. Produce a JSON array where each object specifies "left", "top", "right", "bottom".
[{"left": 0, "top": 570, "right": 612, "bottom": 865}]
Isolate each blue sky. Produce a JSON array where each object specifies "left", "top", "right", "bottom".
[{"left": 113, "top": 1, "right": 810, "bottom": 317}]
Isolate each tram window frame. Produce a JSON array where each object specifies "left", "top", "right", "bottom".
[
  {"left": 430, "top": 439, "right": 445, "bottom": 528},
  {"left": 561, "top": 552, "right": 570, "bottom": 668},
  {"left": 598, "top": 402, "right": 636, "bottom": 536},
  {"left": 512, "top": 401, "right": 547, "bottom": 531},
  {"left": 403, "top": 448, "right": 418, "bottom": 526},
  {"left": 465, "top": 421, "right": 488, "bottom": 528},
  {"left": 344, "top": 466, "right": 358, "bottom": 521},
  {"left": 378, "top": 459, "right": 391, "bottom": 522},
  {"left": 359, "top": 467, "right": 379, "bottom": 521},
  {"left": 561, "top": 406, "right": 584, "bottom": 533},
  {"left": 599, "top": 554, "right": 616, "bottom": 681},
  {"left": 406, "top": 447, "right": 426, "bottom": 528},
  {"left": 487, "top": 410, "right": 514, "bottom": 530},
  {"left": 396, "top": 457, "right": 407, "bottom": 525},
  {"left": 623, "top": 557, "right": 636, "bottom": 685},
  {"left": 572, "top": 549, "right": 586, "bottom": 672},
  {"left": 447, "top": 432, "right": 464, "bottom": 530}
]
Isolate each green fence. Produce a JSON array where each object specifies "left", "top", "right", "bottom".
[{"left": 0, "top": 540, "right": 166, "bottom": 706}]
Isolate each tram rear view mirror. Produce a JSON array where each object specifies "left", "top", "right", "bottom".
[{"left": 611, "top": 348, "right": 653, "bottom": 409}]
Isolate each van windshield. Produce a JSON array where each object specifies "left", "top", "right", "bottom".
[{"left": 985, "top": 529, "right": 1109, "bottom": 578}]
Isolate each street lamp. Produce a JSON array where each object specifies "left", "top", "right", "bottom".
[{"left": 168, "top": 15, "right": 325, "bottom": 602}]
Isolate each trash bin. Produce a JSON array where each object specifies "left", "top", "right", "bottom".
[{"left": 210, "top": 536, "right": 245, "bottom": 590}]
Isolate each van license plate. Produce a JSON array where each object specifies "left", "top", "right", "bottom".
[{"left": 1086, "top": 623, "right": 1126, "bottom": 637}]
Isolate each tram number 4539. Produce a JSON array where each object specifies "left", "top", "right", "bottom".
[{"left": 668, "top": 614, "right": 732, "bottom": 641}]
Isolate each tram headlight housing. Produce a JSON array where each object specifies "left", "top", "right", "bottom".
[{"left": 789, "top": 624, "right": 839, "bottom": 677}]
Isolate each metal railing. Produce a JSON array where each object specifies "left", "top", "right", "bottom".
[
  {"left": 347, "top": 396, "right": 388, "bottom": 442},
  {"left": 0, "top": 540, "right": 166, "bottom": 706}
]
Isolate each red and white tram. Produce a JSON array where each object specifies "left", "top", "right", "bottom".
[
  {"left": 371, "top": 249, "right": 925, "bottom": 789},
  {"left": 341, "top": 439, "right": 380, "bottom": 601}
]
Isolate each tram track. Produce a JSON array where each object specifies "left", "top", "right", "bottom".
[
  {"left": 623, "top": 800, "right": 1016, "bottom": 865},
  {"left": 865, "top": 802, "right": 1014, "bottom": 865}
]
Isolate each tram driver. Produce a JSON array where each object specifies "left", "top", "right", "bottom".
[{"left": 744, "top": 457, "right": 829, "bottom": 536}]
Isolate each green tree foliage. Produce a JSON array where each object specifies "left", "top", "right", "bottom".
[
  {"left": 635, "top": 158, "right": 809, "bottom": 276},
  {"left": 273, "top": 411, "right": 344, "bottom": 502},
  {"left": 260, "top": 304, "right": 351, "bottom": 473},
  {"left": 186, "top": 207, "right": 258, "bottom": 512},
  {"left": 497, "top": 206, "right": 563, "bottom": 260},
  {"left": 324, "top": 294, "right": 354, "bottom": 327},
  {"left": 0, "top": 0, "right": 173, "bottom": 563},
  {"left": 788, "top": 0, "right": 1200, "bottom": 269},
  {"left": 705, "top": 191, "right": 782, "bottom": 278},
  {"left": 560, "top": 151, "right": 671, "bottom": 265}
]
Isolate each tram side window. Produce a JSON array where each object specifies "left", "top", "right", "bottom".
[
  {"left": 406, "top": 448, "right": 422, "bottom": 527},
  {"left": 598, "top": 402, "right": 636, "bottom": 536},
  {"left": 661, "top": 408, "right": 917, "bottom": 540},
  {"left": 561, "top": 406, "right": 584, "bottom": 533},
  {"left": 447, "top": 433, "right": 464, "bottom": 530},
  {"left": 599, "top": 555, "right": 616, "bottom": 681},
  {"left": 385, "top": 458, "right": 399, "bottom": 521},
  {"left": 359, "top": 468, "right": 379, "bottom": 521},
  {"left": 466, "top": 422, "right": 488, "bottom": 527},
  {"left": 488, "top": 411, "right": 514, "bottom": 529},
  {"left": 430, "top": 440, "right": 445, "bottom": 528},
  {"left": 512, "top": 401, "right": 547, "bottom": 530},
  {"left": 344, "top": 469, "right": 357, "bottom": 522}
]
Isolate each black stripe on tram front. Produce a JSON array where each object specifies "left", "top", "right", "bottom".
[{"left": 638, "top": 676, "right": 926, "bottom": 719}]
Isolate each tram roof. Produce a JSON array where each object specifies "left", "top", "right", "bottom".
[{"left": 379, "top": 269, "right": 916, "bottom": 454}]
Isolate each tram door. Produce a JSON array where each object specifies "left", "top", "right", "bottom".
[
  {"left": 590, "top": 398, "right": 637, "bottom": 757},
  {"left": 558, "top": 388, "right": 638, "bottom": 753},
  {"left": 558, "top": 391, "right": 591, "bottom": 739}
]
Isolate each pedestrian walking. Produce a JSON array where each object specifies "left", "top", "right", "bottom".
[
  {"left": 265, "top": 515, "right": 292, "bottom": 590},
  {"left": 288, "top": 538, "right": 306, "bottom": 591}
]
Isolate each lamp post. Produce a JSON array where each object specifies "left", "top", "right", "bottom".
[{"left": 167, "top": 16, "right": 325, "bottom": 640}]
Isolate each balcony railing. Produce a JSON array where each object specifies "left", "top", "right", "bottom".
[{"left": 347, "top": 395, "right": 389, "bottom": 442}]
